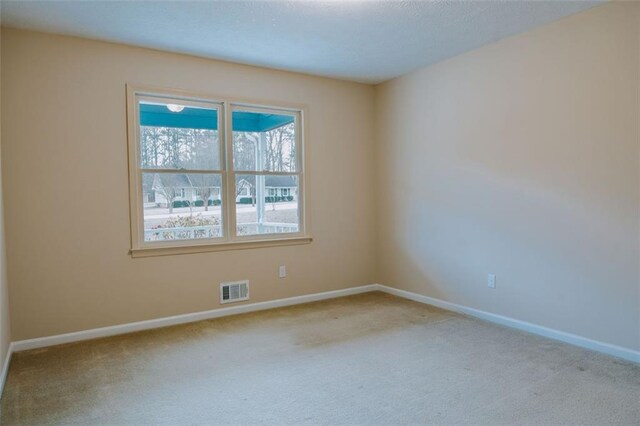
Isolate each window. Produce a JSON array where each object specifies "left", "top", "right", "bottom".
[{"left": 127, "top": 86, "right": 308, "bottom": 256}]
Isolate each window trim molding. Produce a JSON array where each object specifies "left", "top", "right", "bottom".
[
  {"left": 129, "top": 237, "right": 313, "bottom": 258},
  {"left": 126, "top": 84, "right": 311, "bottom": 257}
]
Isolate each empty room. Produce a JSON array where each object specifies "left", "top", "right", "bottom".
[{"left": 0, "top": 0, "right": 638, "bottom": 424}]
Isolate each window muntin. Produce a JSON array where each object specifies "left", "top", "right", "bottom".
[{"left": 128, "top": 88, "right": 305, "bottom": 251}]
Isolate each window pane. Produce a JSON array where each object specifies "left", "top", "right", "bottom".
[
  {"left": 232, "top": 110, "right": 296, "bottom": 172},
  {"left": 235, "top": 174, "right": 299, "bottom": 236},
  {"left": 139, "top": 101, "right": 220, "bottom": 170},
  {"left": 142, "top": 173, "right": 223, "bottom": 242}
]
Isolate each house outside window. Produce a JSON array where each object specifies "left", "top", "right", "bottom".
[{"left": 126, "top": 85, "right": 309, "bottom": 256}]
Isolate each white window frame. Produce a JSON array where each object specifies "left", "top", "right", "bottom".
[{"left": 126, "top": 85, "right": 311, "bottom": 257}]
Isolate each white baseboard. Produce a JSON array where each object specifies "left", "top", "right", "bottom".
[
  {"left": 376, "top": 284, "right": 640, "bottom": 364},
  {"left": 0, "top": 342, "right": 14, "bottom": 398},
  {"left": 3, "top": 282, "right": 637, "bottom": 400},
  {"left": 11, "top": 284, "right": 379, "bottom": 353}
]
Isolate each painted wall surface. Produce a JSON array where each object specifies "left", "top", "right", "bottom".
[
  {"left": 1, "top": 29, "right": 376, "bottom": 340},
  {"left": 2, "top": 2, "right": 639, "bottom": 355},
  {"left": 375, "top": 2, "right": 640, "bottom": 351},
  {"left": 0, "top": 25, "right": 11, "bottom": 376}
]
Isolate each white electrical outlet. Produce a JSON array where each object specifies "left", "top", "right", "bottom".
[
  {"left": 487, "top": 274, "right": 496, "bottom": 289},
  {"left": 279, "top": 265, "right": 287, "bottom": 278}
]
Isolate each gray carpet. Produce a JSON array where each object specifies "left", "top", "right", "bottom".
[{"left": 1, "top": 292, "right": 639, "bottom": 425}]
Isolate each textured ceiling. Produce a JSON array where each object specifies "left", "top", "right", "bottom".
[{"left": 1, "top": 1, "right": 604, "bottom": 84}]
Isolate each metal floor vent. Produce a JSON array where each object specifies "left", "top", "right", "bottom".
[{"left": 220, "top": 280, "right": 249, "bottom": 304}]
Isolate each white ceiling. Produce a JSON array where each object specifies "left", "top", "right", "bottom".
[{"left": 1, "top": 0, "right": 604, "bottom": 84}]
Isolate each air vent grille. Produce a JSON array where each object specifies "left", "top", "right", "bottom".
[{"left": 220, "top": 281, "right": 249, "bottom": 304}]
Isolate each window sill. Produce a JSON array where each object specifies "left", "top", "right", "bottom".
[{"left": 129, "top": 236, "right": 313, "bottom": 258}]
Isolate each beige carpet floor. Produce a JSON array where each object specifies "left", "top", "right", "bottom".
[{"left": 1, "top": 292, "right": 638, "bottom": 425}]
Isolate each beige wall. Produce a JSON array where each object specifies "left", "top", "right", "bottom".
[
  {"left": 0, "top": 25, "right": 11, "bottom": 375},
  {"left": 1, "top": 29, "right": 376, "bottom": 340},
  {"left": 2, "top": 2, "right": 639, "bottom": 354},
  {"left": 375, "top": 2, "right": 640, "bottom": 351}
]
